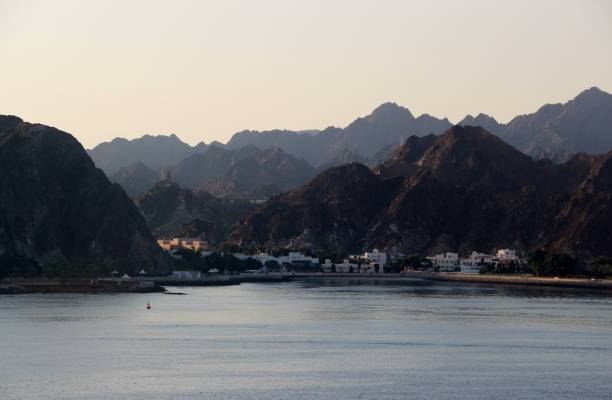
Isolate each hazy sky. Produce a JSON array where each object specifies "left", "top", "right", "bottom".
[{"left": 1, "top": 0, "right": 611, "bottom": 148}]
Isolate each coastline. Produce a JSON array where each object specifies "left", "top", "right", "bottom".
[
  {"left": 3, "top": 271, "right": 611, "bottom": 294},
  {"left": 292, "top": 271, "right": 612, "bottom": 291},
  {"left": 0, "top": 279, "right": 166, "bottom": 295}
]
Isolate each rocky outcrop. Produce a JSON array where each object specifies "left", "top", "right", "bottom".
[{"left": 0, "top": 116, "right": 168, "bottom": 273}]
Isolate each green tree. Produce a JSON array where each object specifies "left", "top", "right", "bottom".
[
  {"left": 585, "top": 256, "right": 612, "bottom": 278},
  {"left": 264, "top": 259, "right": 280, "bottom": 272}
]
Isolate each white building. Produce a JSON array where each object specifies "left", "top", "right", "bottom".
[
  {"left": 321, "top": 259, "right": 334, "bottom": 273},
  {"left": 459, "top": 251, "right": 495, "bottom": 273},
  {"left": 364, "top": 249, "right": 387, "bottom": 267},
  {"left": 427, "top": 252, "right": 460, "bottom": 272},
  {"left": 252, "top": 252, "right": 277, "bottom": 265},
  {"left": 496, "top": 249, "right": 519, "bottom": 263},
  {"left": 334, "top": 259, "right": 358, "bottom": 273},
  {"left": 171, "top": 270, "right": 202, "bottom": 280},
  {"left": 348, "top": 249, "right": 387, "bottom": 272},
  {"left": 277, "top": 252, "right": 319, "bottom": 266}
]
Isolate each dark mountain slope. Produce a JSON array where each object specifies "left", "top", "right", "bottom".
[
  {"left": 136, "top": 181, "right": 254, "bottom": 243},
  {"left": 231, "top": 126, "right": 612, "bottom": 258},
  {"left": 0, "top": 116, "right": 167, "bottom": 272},
  {"left": 233, "top": 163, "right": 402, "bottom": 252}
]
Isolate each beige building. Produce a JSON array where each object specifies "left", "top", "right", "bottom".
[{"left": 157, "top": 238, "right": 208, "bottom": 252}]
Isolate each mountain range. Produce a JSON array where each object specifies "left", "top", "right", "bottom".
[
  {"left": 110, "top": 145, "right": 317, "bottom": 199},
  {"left": 0, "top": 116, "right": 167, "bottom": 273},
  {"left": 89, "top": 87, "right": 612, "bottom": 175},
  {"left": 231, "top": 125, "right": 612, "bottom": 258}
]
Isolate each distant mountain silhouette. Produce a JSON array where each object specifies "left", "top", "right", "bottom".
[
  {"left": 110, "top": 161, "right": 159, "bottom": 197},
  {"left": 458, "top": 87, "right": 612, "bottom": 160},
  {"left": 88, "top": 134, "right": 207, "bottom": 175},
  {"left": 228, "top": 87, "right": 612, "bottom": 165},
  {"left": 200, "top": 147, "right": 316, "bottom": 199},
  {"left": 231, "top": 126, "right": 612, "bottom": 258},
  {"left": 0, "top": 116, "right": 167, "bottom": 272},
  {"left": 458, "top": 113, "right": 502, "bottom": 135},
  {"left": 225, "top": 102, "right": 452, "bottom": 166},
  {"left": 499, "top": 87, "right": 612, "bottom": 158},
  {"left": 126, "top": 145, "right": 316, "bottom": 199}
]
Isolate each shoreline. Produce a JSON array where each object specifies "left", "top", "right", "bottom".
[
  {"left": 0, "top": 280, "right": 166, "bottom": 295},
  {"left": 3, "top": 272, "right": 611, "bottom": 294},
  {"left": 292, "top": 271, "right": 612, "bottom": 291}
]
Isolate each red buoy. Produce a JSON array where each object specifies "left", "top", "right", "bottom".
[{"left": 146, "top": 300, "right": 151, "bottom": 310}]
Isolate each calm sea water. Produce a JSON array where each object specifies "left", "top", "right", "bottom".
[{"left": 1, "top": 279, "right": 611, "bottom": 400}]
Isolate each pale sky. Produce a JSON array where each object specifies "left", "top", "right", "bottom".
[{"left": 1, "top": 0, "right": 611, "bottom": 148}]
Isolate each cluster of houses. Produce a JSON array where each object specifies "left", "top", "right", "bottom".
[
  {"left": 157, "top": 237, "right": 521, "bottom": 276},
  {"left": 230, "top": 251, "right": 320, "bottom": 267},
  {"left": 426, "top": 249, "right": 522, "bottom": 273},
  {"left": 321, "top": 249, "right": 387, "bottom": 273}
]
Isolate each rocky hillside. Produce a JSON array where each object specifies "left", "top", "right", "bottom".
[
  {"left": 231, "top": 126, "right": 612, "bottom": 258},
  {"left": 172, "top": 145, "right": 316, "bottom": 198},
  {"left": 0, "top": 116, "right": 168, "bottom": 273},
  {"left": 135, "top": 181, "right": 255, "bottom": 243}
]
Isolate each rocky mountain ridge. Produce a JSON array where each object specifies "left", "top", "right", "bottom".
[{"left": 231, "top": 126, "right": 612, "bottom": 258}]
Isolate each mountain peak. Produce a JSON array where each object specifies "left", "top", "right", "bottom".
[
  {"left": 369, "top": 102, "right": 415, "bottom": 120},
  {"left": 0, "top": 115, "right": 23, "bottom": 132},
  {"left": 573, "top": 86, "right": 611, "bottom": 104}
]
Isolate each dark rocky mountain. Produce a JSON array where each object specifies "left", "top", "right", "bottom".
[
  {"left": 171, "top": 145, "right": 316, "bottom": 199},
  {"left": 231, "top": 125, "right": 612, "bottom": 259},
  {"left": 0, "top": 116, "right": 167, "bottom": 272},
  {"left": 135, "top": 181, "right": 255, "bottom": 243},
  {"left": 88, "top": 134, "right": 207, "bottom": 175},
  {"left": 109, "top": 161, "right": 159, "bottom": 197}
]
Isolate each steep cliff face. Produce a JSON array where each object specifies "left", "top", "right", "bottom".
[
  {"left": 0, "top": 116, "right": 167, "bottom": 272},
  {"left": 232, "top": 126, "right": 612, "bottom": 258}
]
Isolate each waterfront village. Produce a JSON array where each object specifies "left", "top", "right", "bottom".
[{"left": 156, "top": 237, "right": 524, "bottom": 277}]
